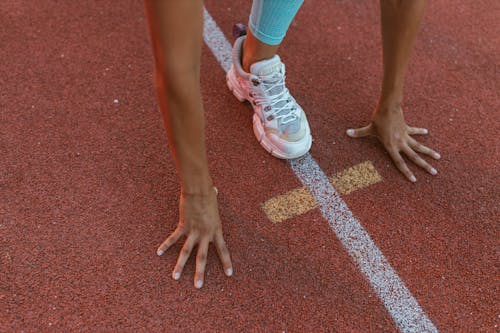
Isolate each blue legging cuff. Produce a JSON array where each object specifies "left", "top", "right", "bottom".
[
  {"left": 248, "top": 0, "right": 304, "bottom": 46},
  {"left": 248, "top": 23, "right": 286, "bottom": 46}
]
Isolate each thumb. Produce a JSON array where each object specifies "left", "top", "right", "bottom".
[{"left": 346, "top": 124, "right": 373, "bottom": 138}]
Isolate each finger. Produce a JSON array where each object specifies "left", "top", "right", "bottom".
[
  {"left": 172, "top": 235, "right": 197, "bottom": 281},
  {"left": 194, "top": 238, "right": 210, "bottom": 289},
  {"left": 408, "top": 138, "right": 441, "bottom": 160},
  {"left": 403, "top": 146, "right": 438, "bottom": 176},
  {"left": 408, "top": 127, "right": 429, "bottom": 135},
  {"left": 346, "top": 124, "right": 373, "bottom": 138},
  {"left": 215, "top": 232, "right": 233, "bottom": 277},
  {"left": 157, "top": 228, "right": 183, "bottom": 256},
  {"left": 387, "top": 148, "right": 417, "bottom": 182}
]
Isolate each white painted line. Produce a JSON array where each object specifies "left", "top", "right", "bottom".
[
  {"left": 290, "top": 155, "right": 438, "bottom": 333},
  {"left": 203, "top": 9, "right": 232, "bottom": 73},
  {"left": 202, "top": 7, "right": 439, "bottom": 333}
]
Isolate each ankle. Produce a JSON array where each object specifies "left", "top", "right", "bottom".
[
  {"left": 241, "top": 31, "right": 280, "bottom": 73},
  {"left": 242, "top": 39, "right": 252, "bottom": 72}
]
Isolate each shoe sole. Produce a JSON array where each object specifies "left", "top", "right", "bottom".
[{"left": 226, "top": 66, "right": 312, "bottom": 160}]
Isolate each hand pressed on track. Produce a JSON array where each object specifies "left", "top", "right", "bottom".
[
  {"left": 347, "top": 106, "right": 441, "bottom": 182},
  {"left": 157, "top": 187, "right": 233, "bottom": 289}
]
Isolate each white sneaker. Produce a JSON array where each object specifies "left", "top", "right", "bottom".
[{"left": 226, "top": 36, "right": 312, "bottom": 159}]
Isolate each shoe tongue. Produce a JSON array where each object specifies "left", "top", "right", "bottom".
[
  {"left": 250, "top": 55, "right": 282, "bottom": 76},
  {"left": 250, "top": 55, "right": 297, "bottom": 129}
]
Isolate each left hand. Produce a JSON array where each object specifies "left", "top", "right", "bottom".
[{"left": 346, "top": 105, "right": 441, "bottom": 182}]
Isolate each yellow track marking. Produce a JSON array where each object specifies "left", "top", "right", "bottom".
[{"left": 262, "top": 161, "right": 382, "bottom": 223}]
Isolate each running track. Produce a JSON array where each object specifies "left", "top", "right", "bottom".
[{"left": 1, "top": 1, "right": 498, "bottom": 332}]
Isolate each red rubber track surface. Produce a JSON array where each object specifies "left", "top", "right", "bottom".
[{"left": 1, "top": 1, "right": 498, "bottom": 332}]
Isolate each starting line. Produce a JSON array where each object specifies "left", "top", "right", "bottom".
[{"left": 262, "top": 161, "right": 382, "bottom": 223}]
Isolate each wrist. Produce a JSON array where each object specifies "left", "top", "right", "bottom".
[
  {"left": 376, "top": 96, "right": 403, "bottom": 116},
  {"left": 379, "top": 82, "right": 403, "bottom": 112},
  {"left": 181, "top": 187, "right": 217, "bottom": 199},
  {"left": 180, "top": 174, "right": 214, "bottom": 196}
]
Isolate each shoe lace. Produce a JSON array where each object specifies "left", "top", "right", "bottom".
[{"left": 251, "top": 70, "right": 298, "bottom": 125}]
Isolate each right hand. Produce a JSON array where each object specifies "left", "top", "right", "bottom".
[
  {"left": 157, "top": 186, "right": 233, "bottom": 289},
  {"left": 347, "top": 105, "right": 441, "bottom": 182}
]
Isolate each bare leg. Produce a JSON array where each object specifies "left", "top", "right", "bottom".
[
  {"left": 242, "top": 30, "right": 280, "bottom": 72},
  {"left": 241, "top": 0, "right": 304, "bottom": 72}
]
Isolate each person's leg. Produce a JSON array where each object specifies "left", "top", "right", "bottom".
[
  {"left": 227, "top": 0, "right": 311, "bottom": 159},
  {"left": 242, "top": 0, "right": 304, "bottom": 71},
  {"left": 241, "top": 31, "right": 279, "bottom": 73}
]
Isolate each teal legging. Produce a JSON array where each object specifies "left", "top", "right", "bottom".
[{"left": 249, "top": 0, "right": 304, "bottom": 46}]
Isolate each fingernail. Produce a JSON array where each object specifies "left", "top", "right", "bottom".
[
  {"left": 157, "top": 249, "right": 164, "bottom": 256},
  {"left": 346, "top": 129, "right": 355, "bottom": 137},
  {"left": 195, "top": 280, "right": 203, "bottom": 289},
  {"left": 423, "top": 128, "right": 429, "bottom": 134},
  {"left": 430, "top": 168, "right": 438, "bottom": 175},
  {"left": 434, "top": 153, "right": 441, "bottom": 159},
  {"left": 226, "top": 268, "right": 233, "bottom": 277},
  {"left": 410, "top": 175, "right": 417, "bottom": 182},
  {"left": 173, "top": 272, "right": 180, "bottom": 280}
]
